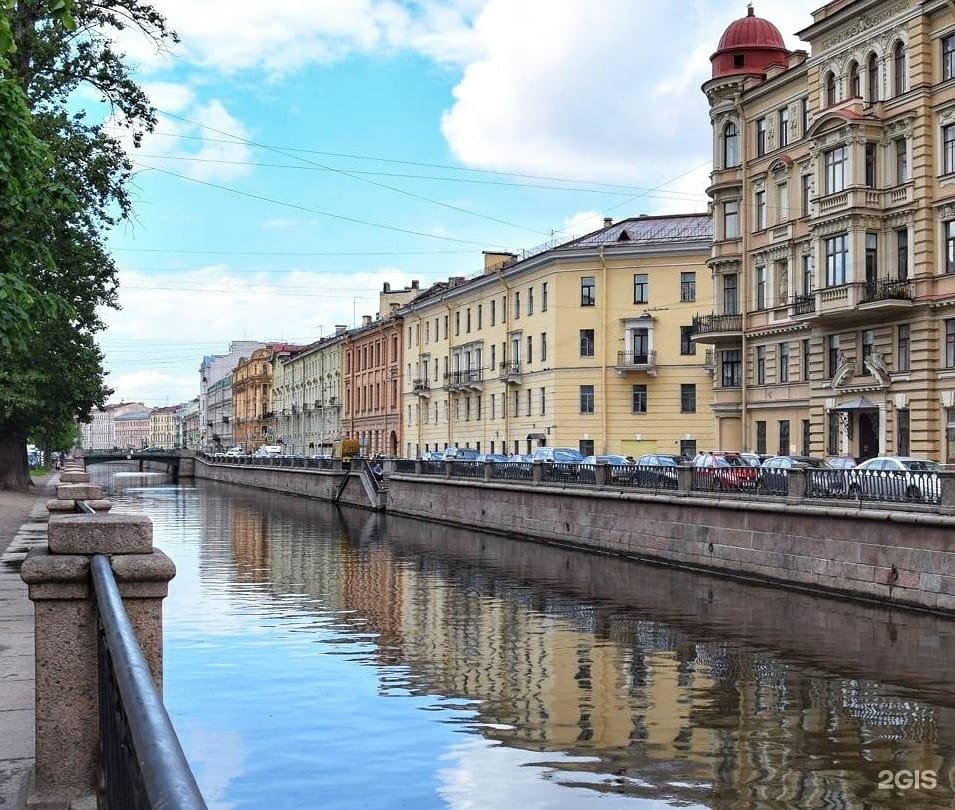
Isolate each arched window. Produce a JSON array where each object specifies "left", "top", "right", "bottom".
[
  {"left": 893, "top": 41, "right": 906, "bottom": 95},
  {"left": 867, "top": 52, "right": 879, "bottom": 101},
  {"left": 848, "top": 61, "right": 860, "bottom": 97},
  {"left": 723, "top": 122, "right": 739, "bottom": 168},
  {"left": 825, "top": 71, "right": 836, "bottom": 106}
]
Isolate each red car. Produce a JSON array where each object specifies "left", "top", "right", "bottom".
[{"left": 692, "top": 452, "right": 760, "bottom": 491}]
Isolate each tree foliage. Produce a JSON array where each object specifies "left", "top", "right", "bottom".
[{"left": 0, "top": 0, "right": 174, "bottom": 489}]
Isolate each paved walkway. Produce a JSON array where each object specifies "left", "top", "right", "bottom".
[{"left": 0, "top": 477, "right": 54, "bottom": 809}]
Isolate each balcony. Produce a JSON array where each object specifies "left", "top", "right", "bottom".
[
  {"left": 690, "top": 313, "right": 743, "bottom": 344},
  {"left": 412, "top": 378, "right": 432, "bottom": 397},
  {"left": 498, "top": 362, "right": 522, "bottom": 385},
  {"left": 443, "top": 369, "right": 484, "bottom": 392},
  {"left": 815, "top": 280, "right": 914, "bottom": 323},
  {"left": 789, "top": 293, "right": 816, "bottom": 317},
  {"left": 860, "top": 278, "right": 913, "bottom": 306},
  {"left": 614, "top": 350, "right": 657, "bottom": 376}
]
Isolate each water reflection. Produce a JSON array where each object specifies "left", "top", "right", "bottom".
[{"left": 92, "top": 471, "right": 955, "bottom": 809}]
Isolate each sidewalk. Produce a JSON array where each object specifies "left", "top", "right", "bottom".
[{"left": 0, "top": 476, "right": 54, "bottom": 809}]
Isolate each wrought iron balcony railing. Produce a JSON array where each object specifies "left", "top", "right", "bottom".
[
  {"left": 789, "top": 292, "right": 816, "bottom": 316},
  {"left": 862, "top": 278, "right": 913, "bottom": 304},
  {"left": 690, "top": 313, "right": 742, "bottom": 336}
]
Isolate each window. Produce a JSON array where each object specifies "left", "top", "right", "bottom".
[
  {"left": 848, "top": 61, "right": 860, "bottom": 97},
  {"left": 779, "top": 341, "right": 790, "bottom": 383},
  {"left": 801, "top": 173, "right": 811, "bottom": 217},
  {"left": 896, "top": 228, "right": 908, "bottom": 280},
  {"left": 947, "top": 320, "right": 955, "bottom": 368},
  {"left": 580, "top": 329, "right": 595, "bottom": 357},
  {"left": 455, "top": 311, "right": 460, "bottom": 336},
  {"left": 824, "top": 146, "right": 847, "bottom": 193},
  {"left": 490, "top": 394, "right": 495, "bottom": 420},
  {"left": 633, "top": 273, "right": 649, "bottom": 304},
  {"left": 680, "top": 326, "right": 695, "bottom": 356},
  {"left": 527, "top": 287, "right": 534, "bottom": 316},
  {"left": 477, "top": 305, "right": 482, "bottom": 330},
  {"left": 724, "top": 122, "right": 739, "bottom": 167},
  {"left": 631, "top": 328, "right": 649, "bottom": 362},
  {"left": 825, "top": 71, "right": 836, "bottom": 106},
  {"left": 897, "top": 324, "right": 910, "bottom": 372},
  {"left": 502, "top": 295, "right": 507, "bottom": 322},
  {"left": 541, "top": 333, "right": 547, "bottom": 362},
  {"left": 777, "top": 181, "right": 789, "bottom": 222},
  {"left": 802, "top": 338, "right": 810, "bottom": 380},
  {"left": 944, "top": 125, "right": 955, "bottom": 175},
  {"left": 542, "top": 282, "right": 548, "bottom": 312},
  {"left": 865, "top": 232, "right": 878, "bottom": 285},
  {"left": 513, "top": 291, "right": 521, "bottom": 320},
  {"left": 867, "top": 52, "right": 879, "bottom": 101},
  {"left": 755, "top": 265, "right": 767, "bottom": 309},
  {"left": 721, "top": 349, "right": 742, "bottom": 387},
  {"left": 723, "top": 273, "right": 739, "bottom": 315},
  {"left": 893, "top": 41, "right": 906, "bottom": 95},
  {"left": 945, "top": 35, "right": 955, "bottom": 82},
  {"left": 680, "top": 384, "right": 696, "bottom": 414},
  {"left": 756, "top": 421, "right": 767, "bottom": 455},
  {"left": 466, "top": 308, "right": 472, "bottom": 333},
  {"left": 825, "top": 234, "right": 848, "bottom": 286},
  {"left": 580, "top": 385, "right": 595, "bottom": 414},
  {"left": 802, "top": 253, "right": 814, "bottom": 294},
  {"left": 895, "top": 138, "right": 908, "bottom": 183},
  {"left": 897, "top": 408, "right": 910, "bottom": 456},
  {"left": 865, "top": 142, "right": 877, "bottom": 188},
  {"left": 947, "top": 221, "right": 955, "bottom": 274},
  {"left": 756, "top": 345, "right": 766, "bottom": 384},
  {"left": 755, "top": 190, "right": 766, "bottom": 230},
  {"left": 778, "top": 107, "right": 789, "bottom": 147},
  {"left": 581, "top": 276, "right": 595, "bottom": 306},
  {"left": 724, "top": 200, "right": 739, "bottom": 238},
  {"left": 778, "top": 420, "right": 791, "bottom": 456},
  {"left": 827, "top": 334, "right": 841, "bottom": 377},
  {"left": 802, "top": 419, "right": 811, "bottom": 456},
  {"left": 828, "top": 410, "right": 840, "bottom": 455},
  {"left": 632, "top": 384, "right": 647, "bottom": 413},
  {"left": 490, "top": 299, "right": 495, "bottom": 326},
  {"left": 540, "top": 387, "right": 546, "bottom": 416},
  {"left": 681, "top": 272, "right": 696, "bottom": 302},
  {"left": 861, "top": 329, "right": 874, "bottom": 373},
  {"left": 526, "top": 389, "right": 531, "bottom": 417},
  {"left": 579, "top": 439, "right": 595, "bottom": 457},
  {"left": 756, "top": 117, "right": 767, "bottom": 156},
  {"left": 526, "top": 335, "right": 533, "bottom": 364},
  {"left": 801, "top": 97, "right": 809, "bottom": 136}
]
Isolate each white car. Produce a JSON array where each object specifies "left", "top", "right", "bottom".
[
  {"left": 848, "top": 456, "right": 942, "bottom": 503},
  {"left": 224, "top": 447, "right": 245, "bottom": 457}
]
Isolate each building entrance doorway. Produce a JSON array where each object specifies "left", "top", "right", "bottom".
[{"left": 858, "top": 410, "right": 879, "bottom": 461}]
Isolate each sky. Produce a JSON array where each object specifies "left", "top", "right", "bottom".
[{"left": 97, "top": 0, "right": 817, "bottom": 406}]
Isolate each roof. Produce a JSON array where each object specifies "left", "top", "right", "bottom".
[
  {"left": 711, "top": 5, "right": 790, "bottom": 80},
  {"left": 571, "top": 214, "right": 712, "bottom": 247},
  {"left": 717, "top": 6, "right": 784, "bottom": 50}
]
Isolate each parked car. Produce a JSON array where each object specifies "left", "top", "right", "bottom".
[
  {"left": 692, "top": 452, "right": 761, "bottom": 491},
  {"left": 475, "top": 453, "right": 509, "bottom": 463},
  {"left": 224, "top": 447, "right": 244, "bottom": 457},
  {"left": 532, "top": 447, "right": 585, "bottom": 463},
  {"left": 633, "top": 454, "right": 682, "bottom": 488},
  {"left": 825, "top": 455, "right": 858, "bottom": 469},
  {"left": 443, "top": 447, "right": 481, "bottom": 462},
  {"left": 848, "top": 456, "right": 942, "bottom": 503},
  {"left": 578, "top": 455, "right": 634, "bottom": 483},
  {"left": 758, "top": 455, "right": 830, "bottom": 495}
]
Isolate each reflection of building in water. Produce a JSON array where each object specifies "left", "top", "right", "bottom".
[{"left": 198, "top": 489, "right": 955, "bottom": 806}]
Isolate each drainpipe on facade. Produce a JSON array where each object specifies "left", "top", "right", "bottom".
[
  {"left": 735, "top": 94, "right": 750, "bottom": 451},
  {"left": 598, "top": 246, "right": 610, "bottom": 454},
  {"left": 497, "top": 271, "right": 513, "bottom": 453},
  {"left": 444, "top": 301, "right": 454, "bottom": 450}
]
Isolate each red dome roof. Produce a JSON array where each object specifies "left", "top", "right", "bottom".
[{"left": 711, "top": 5, "right": 789, "bottom": 80}]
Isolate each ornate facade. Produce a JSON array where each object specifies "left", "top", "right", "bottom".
[
  {"left": 699, "top": 0, "right": 955, "bottom": 461},
  {"left": 232, "top": 346, "right": 276, "bottom": 452}
]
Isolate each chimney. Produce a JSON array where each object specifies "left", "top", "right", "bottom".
[
  {"left": 449, "top": 276, "right": 465, "bottom": 287},
  {"left": 335, "top": 324, "right": 347, "bottom": 335},
  {"left": 411, "top": 280, "right": 419, "bottom": 290},
  {"left": 482, "top": 251, "right": 516, "bottom": 273},
  {"left": 362, "top": 315, "right": 372, "bottom": 327},
  {"left": 382, "top": 282, "right": 391, "bottom": 293}
]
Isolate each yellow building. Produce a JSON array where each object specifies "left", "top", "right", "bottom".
[
  {"left": 700, "top": 1, "right": 955, "bottom": 462},
  {"left": 148, "top": 405, "right": 178, "bottom": 448},
  {"left": 399, "top": 215, "right": 714, "bottom": 458},
  {"left": 232, "top": 346, "right": 276, "bottom": 452}
]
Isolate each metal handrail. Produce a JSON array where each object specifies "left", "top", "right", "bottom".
[{"left": 91, "top": 554, "right": 207, "bottom": 810}]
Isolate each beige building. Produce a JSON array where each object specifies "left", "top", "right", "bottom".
[
  {"left": 113, "top": 409, "right": 151, "bottom": 449},
  {"left": 233, "top": 346, "right": 279, "bottom": 453},
  {"left": 271, "top": 332, "right": 346, "bottom": 456},
  {"left": 80, "top": 402, "right": 146, "bottom": 450},
  {"left": 700, "top": 0, "right": 955, "bottom": 462},
  {"left": 149, "top": 405, "right": 178, "bottom": 448},
  {"left": 399, "top": 216, "right": 714, "bottom": 459}
]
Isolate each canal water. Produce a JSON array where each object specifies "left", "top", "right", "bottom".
[{"left": 91, "top": 467, "right": 955, "bottom": 809}]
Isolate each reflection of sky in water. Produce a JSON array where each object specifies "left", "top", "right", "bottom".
[{"left": 95, "top": 473, "right": 955, "bottom": 810}]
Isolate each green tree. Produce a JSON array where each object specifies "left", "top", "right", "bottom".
[{"left": 0, "top": 0, "right": 173, "bottom": 489}]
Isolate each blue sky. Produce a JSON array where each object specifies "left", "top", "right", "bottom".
[{"left": 97, "top": 0, "right": 814, "bottom": 406}]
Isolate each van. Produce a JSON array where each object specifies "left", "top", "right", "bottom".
[{"left": 255, "top": 445, "right": 283, "bottom": 458}]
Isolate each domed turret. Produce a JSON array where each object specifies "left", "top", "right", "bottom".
[{"left": 711, "top": 4, "right": 789, "bottom": 80}]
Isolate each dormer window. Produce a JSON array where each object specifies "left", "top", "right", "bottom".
[
  {"left": 723, "top": 122, "right": 739, "bottom": 167},
  {"left": 733, "top": 54, "right": 744, "bottom": 68}
]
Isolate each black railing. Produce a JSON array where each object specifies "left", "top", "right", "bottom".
[
  {"left": 615, "top": 350, "right": 656, "bottom": 368},
  {"left": 862, "top": 278, "right": 913, "bottom": 303},
  {"left": 92, "top": 553, "right": 206, "bottom": 810},
  {"left": 420, "top": 460, "right": 446, "bottom": 475},
  {"left": 394, "top": 459, "right": 417, "bottom": 473},
  {"left": 790, "top": 293, "right": 816, "bottom": 315},
  {"left": 444, "top": 369, "right": 484, "bottom": 386},
  {"left": 807, "top": 468, "right": 940, "bottom": 505},
  {"left": 489, "top": 462, "right": 533, "bottom": 481},
  {"left": 451, "top": 460, "right": 483, "bottom": 479},
  {"left": 690, "top": 313, "right": 742, "bottom": 336},
  {"left": 498, "top": 362, "right": 522, "bottom": 378},
  {"left": 412, "top": 378, "right": 431, "bottom": 393}
]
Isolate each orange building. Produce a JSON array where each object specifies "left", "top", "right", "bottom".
[{"left": 232, "top": 346, "right": 279, "bottom": 452}]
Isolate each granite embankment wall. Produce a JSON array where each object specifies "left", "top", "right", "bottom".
[{"left": 193, "top": 459, "right": 955, "bottom": 615}]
